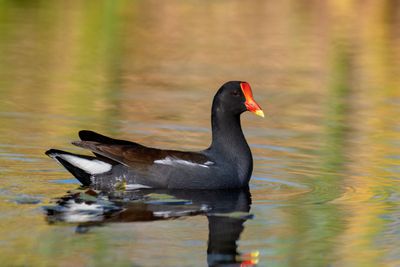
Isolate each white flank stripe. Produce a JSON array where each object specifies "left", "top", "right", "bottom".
[
  {"left": 52, "top": 153, "right": 112, "bottom": 175},
  {"left": 154, "top": 156, "right": 213, "bottom": 168},
  {"left": 125, "top": 184, "right": 152, "bottom": 190}
]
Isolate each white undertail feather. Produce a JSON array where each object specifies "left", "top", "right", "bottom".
[
  {"left": 154, "top": 156, "right": 214, "bottom": 168},
  {"left": 62, "top": 201, "right": 104, "bottom": 223},
  {"left": 50, "top": 153, "right": 112, "bottom": 175}
]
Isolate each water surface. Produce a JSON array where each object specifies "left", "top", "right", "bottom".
[{"left": 0, "top": 1, "right": 399, "bottom": 266}]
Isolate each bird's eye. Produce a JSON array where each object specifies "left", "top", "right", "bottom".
[{"left": 231, "top": 90, "right": 240, "bottom": 96}]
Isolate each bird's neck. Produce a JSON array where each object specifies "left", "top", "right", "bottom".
[
  {"left": 208, "top": 105, "right": 253, "bottom": 182},
  {"left": 210, "top": 109, "right": 245, "bottom": 150}
]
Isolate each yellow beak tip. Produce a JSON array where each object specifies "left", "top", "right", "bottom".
[{"left": 255, "top": 110, "right": 265, "bottom": 118}]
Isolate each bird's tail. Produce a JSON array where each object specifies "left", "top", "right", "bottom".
[{"left": 45, "top": 149, "right": 113, "bottom": 186}]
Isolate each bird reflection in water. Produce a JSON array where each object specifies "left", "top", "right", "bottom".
[{"left": 45, "top": 188, "right": 258, "bottom": 267}]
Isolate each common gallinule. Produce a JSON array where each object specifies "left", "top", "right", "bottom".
[{"left": 46, "top": 81, "right": 264, "bottom": 189}]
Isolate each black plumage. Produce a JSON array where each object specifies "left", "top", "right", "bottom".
[{"left": 46, "top": 81, "right": 264, "bottom": 189}]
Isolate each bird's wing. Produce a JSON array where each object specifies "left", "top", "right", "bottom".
[{"left": 72, "top": 131, "right": 211, "bottom": 169}]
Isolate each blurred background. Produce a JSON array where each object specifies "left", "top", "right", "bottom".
[{"left": 0, "top": 1, "right": 399, "bottom": 266}]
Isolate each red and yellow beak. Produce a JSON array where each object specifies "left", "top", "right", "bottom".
[{"left": 240, "top": 82, "right": 264, "bottom": 118}]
